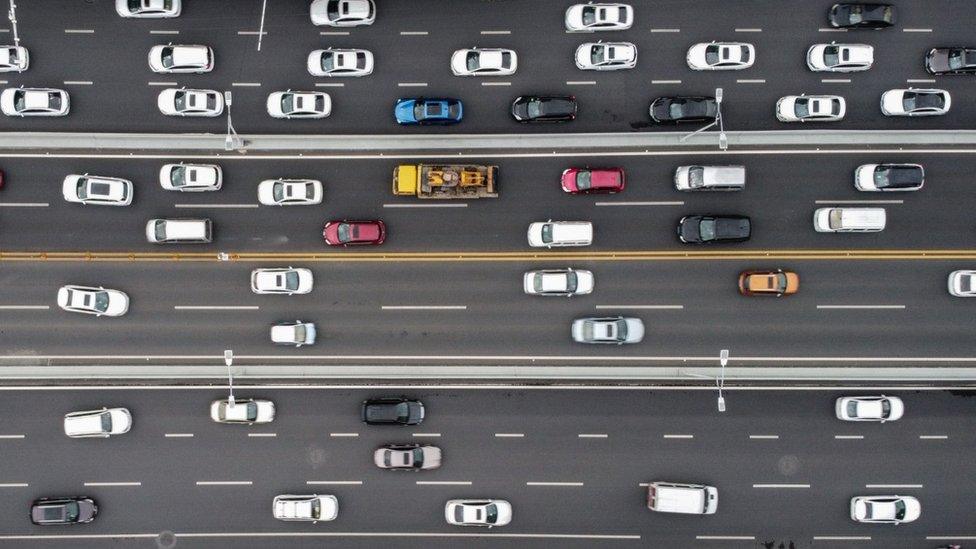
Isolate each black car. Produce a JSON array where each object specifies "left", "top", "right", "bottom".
[
  {"left": 829, "top": 3, "right": 895, "bottom": 28},
  {"left": 926, "top": 47, "right": 976, "bottom": 75},
  {"left": 511, "top": 95, "right": 577, "bottom": 123},
  {"left": 362, "top": 398, "right": 425, "bottom": 425},
  {"left": 649, "top": 96, "right": 717, "bottom": 124},
  {"left": 30, "top": 497, "right": 97, "bottom": 525},
  {"left": 678, "top": 215, "right": 751, "bottom": 244}
]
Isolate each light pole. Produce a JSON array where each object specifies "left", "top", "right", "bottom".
[
  {"left": 8, "top": 0, "right": 20, "bottom": 47},
  {"left": 256, "top": 0, "right": 267, "bottom": 51},
  {"left": 717, "top": 349, "right": 729, "bottom": 412},
  {"left": 223, "top": 349, "right": 235, "bottom": 405},
  {"left": 680, "top": 87, "right": 727, "bottom": 151},
  {"left": 223, "top": 91, "right": 243, "bottom": 152}
]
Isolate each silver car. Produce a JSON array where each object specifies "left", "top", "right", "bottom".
[
  {"left": 64, "top": 407, "right": 132, "bottom": 438},
  {"left": 157, "top": 88, "right": 223, "bottom": 117},
  {"left": 572, "top": 316, "right": 644, "bottom": 344},
  {"left": 374, "top": 444, "right": 442, "bottom": 470},
  {"left": 445, "top": 499, "right": 512, "bottom": 527},
  {"left": 116, "top": 0, "right": 181, "bottom": 18},
  {"left": 948, "top": 270, "right": 976, "bottom": 297},
  {"left": 210, "top": 398, "right": 275, "bottom": 424},
  {"left": 574, "top": 41, "right": 637, "bottom": 71},
  {"left": 523, "top": 269, "right": 594, "bottom": 296},
  {"left": 273, "top": 494, "right": 338, "bottom": 522},
  {"left": 148, "top": 44, "right": 213, "bottom": 73},
  {"left": 0, "top": 45, "right": 29, "bottom": 72},
  {"left": 62, "top": 174, "right": 133, "bottom": 206},
  {"left": 307, "top": 48, "right": 374, "bottom": 77},
  {"left": 159, "top": 163, "right": 222, "bottom": 192},
  {"left": 310, "top": 0, "right": 375, "bottom": 27},
  {"left": 270, "top": 321, "right": 317, "bottom": 347},
  {"left": 0, "top": 87, "right": 69, "bottom": 117},
  {"left": 57, "top": 285, "right": 129, "bottom": 317}
]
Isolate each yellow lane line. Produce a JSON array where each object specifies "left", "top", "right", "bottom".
[{"left": 4, "top": 250, "right": 976, "bottom": 262}]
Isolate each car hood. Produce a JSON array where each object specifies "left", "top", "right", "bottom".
[
  {"left": 575, "top": 270, "right": 595, "bottom": 294},
  {"left": 679, "top": 217, "right": 701, "bottom": 241},
  {"left": 394, "top": 99, "right": 417, "bottom": 122},
  {"left": 926, "top": 49, "right": 951, "bottom": 72},
  {"left": 881, "top": 90, "right": 904, "bottom": 113}
]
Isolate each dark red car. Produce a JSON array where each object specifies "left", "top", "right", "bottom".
[
  {"left": 560, "top": 167, "right": 625, "bottom": 194},
  {"left": 323, "top": 220, "right": 386, "bottom": 246}
]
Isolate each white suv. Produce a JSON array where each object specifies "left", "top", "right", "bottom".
[
  {"left": 527, "top": 220, "right": 593, "bottom": 248},
  {"left": 64, "top": 407, "right": 132, "bottom": 438}
]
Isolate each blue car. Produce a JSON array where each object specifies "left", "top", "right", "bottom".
[{"left": 395, "top": 98, "right": 463, "bottom": 125}]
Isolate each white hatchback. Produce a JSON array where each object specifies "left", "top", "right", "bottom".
[
  {"left": 806, "top": 42, "right": 873, "bottom": 72},
  {"left": 564, "top": 3, "right": 633, "bottom": 31},
  {"left": 148, "top": 44, "right": 213, "bottom": 73},
  {"left": 948, "top": 270, "right": 976, "bottom": 297},
  {"left": 523, "top": 269, "right": 594, "bottom": 296},
  {"left": 776, "top": 94, "right": 845, "bottom": 122},
  {"left": 0, "top": 45, "right": 29, "bottom": 72},
  {"left": 267, "top": 91, "right": 331, "bottom": 119},
  {"left": 62, "top": 174, "right": 133, "bottom": 206},
  {"left": 451, "top": 48, "right": 517, "bottom": 76},
  {"left": 159, "top": 163, "right": 222, "bottom": 192},
  {"left": 307, "top": 48, "right": 374, "bottom": 77},
  {"left": 575, "top": 41, "right": 637, "bottom": 70},
  {"left": 310, "top": 0, "right": 375, "bottom": 27},
  {"left": 250, "top": 267, "right": 314, "bottom": 295},
  {"left": 270, "top": 321, "right": 317, "bottom": 347},
  {"left": 687, "top": 42, "right": 754, "bottom": 70},
  {"left": 210, "top": 398, "right": 275, "bottom": 424},
  {"left": 64, "top": 407, "right": 132, "bottom": 437},
  {"left": 257, "top": 178, "right": 323, "bottom": 205},
  {"left": 157, "top": 88, "right": 223, "bottom": 117},
  {"left": 57, "top": 285, "right": 130, "bottom": 317},
  {"left": 0, "top": 87, "right": 69, "bottom": 117},
  {"left": 445, "top": 499, "right": 512, "bottom": 527},
  {"left": 116, "top": 0, "right": 181, "bottom": 18}
]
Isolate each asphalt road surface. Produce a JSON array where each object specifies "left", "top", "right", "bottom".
[
  {"left": 2, "top": 0, "right": 974, "bottom": 134},
  {"left": 0, "top": 386, "right": 971, "bottom": 548}
]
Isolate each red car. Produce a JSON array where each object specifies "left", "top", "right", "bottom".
[
  {"left": 323, "top": 220, "right": 386, "bottom": 246},
  {"left": 560, "top": 167, "right": 625, "bottom": 194}
]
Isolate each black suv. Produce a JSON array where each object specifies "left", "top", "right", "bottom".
[
  {"left": 829, "top": 3, "right": 895, "bottom": 28},
  {"left": 678, "top": 215, "right": 751, "bottom": 244},
  {"left": 362, "top": 398, "right": 425, "bottom": 425},
  {"left": 511, "top": 96, "right": 577, "bottom": 123}
]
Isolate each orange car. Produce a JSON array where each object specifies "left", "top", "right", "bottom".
[{"left": 738, "top": 269, "right": 799, "bottom": 297}]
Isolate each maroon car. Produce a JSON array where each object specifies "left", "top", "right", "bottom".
[
  {"left": 323, "top": 220, "right": 386, "bottom": 246},
  {"left": 560, "top": 167, "right": 625, "bottom": 194}
]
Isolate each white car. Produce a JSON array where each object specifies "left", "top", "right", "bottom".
[
  {"left": 0, "top": 45, "right": 29, "bottom": 72},
  {"left": 835, "top": 395, "right": 904, "bottom": 422},
  {"left": 307, "top": 48, "right": 373, "bottom": 77},
  {"left": 273, "top": 494, "right": 338, "bottom": 522},
  {"left": 776, "top": 94, "right": 846, "bottom": 122},
  {"left": 851, "top": 496, "right": 920, "bottom": 524},
  {"left": 210, "top": 398, "right": 275, "bottom": 424},
  {"left": 250, "top": 267, "right": 314, "bottom": 295},
  {"left": 157, "top": 88, "right": 223, "bottom": 117},
  {"left": 527, "top": 221, "right": 593, "bottom": 248},
  {"left": 257, "top": 178, "right": 323, "bottom": 205},
  {"left": 445, "top": 499, "right": 512, "bottom": 527},
  {"left": 159, "top": 163, "right": 222, "bottom": 192},
  {"left": 854, "top": 163, "right": 924, "bottom": 192},
  {"left": 310, "top": 0, "right": 375, "bottom": 27},
  {"left": 57, "top": 285, "right": 130, "bottom": 317},
  {"left": 0, "top": 87, "right": 69, "bottom": 117},
  {"left": 948, "top": 270, "right": 976, "bottom": 297},
  {"left": 374, "top": 444, "right": 443, "bottom": 470},
  {"left": 564, "top": 3, "right": 633, "bottom": 31},
  {"left": 451, "top": 48, "right": 517, "bottom": 76},
  {"left": 575, "top": 41, "right": 636, "bottom": 70},
  {"left": 267, "top": 91, "right": 331, "bottom": 119},
  {"left": 687, "top": 42, "right": 755, "bottom": 70},
  {"left": 116, "top": 0, "right": 181, "bottom": 18},
  {"left": 62, "top": 174, "right": 133, "bottom": 206},
  {"left": 806, "top": 42, "right": 873, "bottom": 72},
  {"left": 64, "top": 407, "right": 132, "bottom": 438},
  {"left": 270, "top": 321, "right": 317, "bottom": 347},
  {"left": 572, "top": 316, "right": 644, "bottom": 344},
  {"left": 523, "top": 269, "right": 594, "bottom": 296},
  {"left": 148, "top": 44, "right": 214, "bottom": 73},
  {"left": 881, "top": 88, "right": 950, "bottom": 117}
]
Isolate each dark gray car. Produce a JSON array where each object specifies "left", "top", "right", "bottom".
[
  {"left": 926, "top": 47, "right": 976, "bottom": 75},
  {"left": 30, "top": 497, "right": 97, "bottom": 525}
]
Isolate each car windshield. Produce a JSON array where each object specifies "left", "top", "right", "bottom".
[
  {"left": 823, "top": 45, "right": 840, "bottom": 66},
  {"left": 541, "top": 223, "right": 553, "bottom": 244},
  {"left": 100, "top": 412, "right": 112, "bottom": 432},
  {"left": 283, "top": 271, "right": 299, "bottom": 290},
  {"left": 669, "top": 101, "right": 686, "bottom": 119},
  {"left": 575, "top": 171, "right": 592, "bottom": 190},
  {"left": 705, "top": 45, "right": 721, "bottom": 65},
  {"left": 894, "top": 500, "right": 906, "bottom": 520},
  {"left": 293, "top": 325, "right": 307, "bottom": 341},
  {"left": 466, "top": 52, "right": 480, "bottom": 71},
  {"left": 92, "top": 290, "right": 110, "bottom": 312},
  {"left": 169, "top": 166, "right": 186, "bottom": 187},
  {"left": 581, "top": 6, "right": 597, "bottom": 25},
  {"left": 12, "top": 89, "right": 25, "bottom": 111},
  {"left": 160, "top": 47, "right": 176, "bottom": 68},
  {"left": 794, "top": 98, "right": 810, "bottom": 118},
  {"left": 321, "top": 52, "right": 335, "bottom": 72},
  {"left": 63, "top": 502, "right": 80, "bottom": 521},
  {"left": 280, "top": 95, "right": 295, "bottom": 115},
  {"left": 688, "top": 166, "right": 704, "bottom": 188},
  {"left": 590, "top": 45, "right": 606, "bottom": 64},
  {"left": 699, "top": 218, "right": 716, "bottom": 241},
  {"left": 173, "top": 91, "right": 188, "bottom": 111},
  {"left": 485, "top": 504, "right": 498, "bottom": 523},
  {"left": 527, "top": 100, "right": 546, "bottom": 119},
  {"left": 273, "top": 182, "right": 286, "bottom": 202},
  {"left": 881, "top": 400, "right": 890, "bottom": 416},
  {"left": 309, "top": 499, "right": 321, "bottom": 519},
  {"left": 613, "top": 319, "right": 627, "bottom": 340},
  {"left": 75, "top": 178, "right": 90, "bottom": 199},
  {"left": 948, "top": 49, "right": 969, "bottom": 69},
  {"left": 846, "top": 401, "right": 859, "bottom": 417},
  {"left": 337, "top": 223, "right": 352, "bottom": 242},
  {"left": 412, "top": 448, "right": 424, "bottom": 466},
  {"left": 774, "top": 273, "right": 787, "bottom": 289}
]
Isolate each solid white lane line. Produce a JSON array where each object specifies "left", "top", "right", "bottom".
[
  {"left": 174, "top": 203, "right": 259, "bottom": 208},
  {"left": 164, "top": 433, "right": 194, "bottom": 438},
  {"left": 578, "top": 433, "right": 608, "bottom": 438},
  {"left": 595, "top": 201, "right": 683, "bottom": 206},
  {"left": 735, "top": 28, "right": 762, "bottom": 32},
  {"left": 412, "top": 433, "right": 441, "bottom": 437},
  {"left": 696, "top": 536, "right": 756, "bottom": 540},
  {"left": 63, "top": 81, "right": 93, "bottom": 85},
  {"left": 196, "top": 481, "right": 252, "bottom": 486},
  {"left": 495, "top": 433, "right": 524, "bottom": 438},
  {"left": 150, "top": 30, "right": 179, "bottom": 34},
  {"left": 480, "top": 30, "right": 511, "bottom": 35},
  {"left": 907, "top": 78, "right": 937, "bottom": 83},
  {"left": 0, "top": 434, "right": 26, "bottom": 438},
  {"left": 330, "top": 433, "right": 359, "bottom": 437},
  {"left": 382, "top": 306, "right": 466, "bottom": 311},
  {"left": 822, "top": 78, "right": 851, "bottom": 83},
  {"left": 651, "top": 79, "right": 681, "bottom": 84},
  {"left": 231, "top": 82, "right": 261, "bottom": 87},
  {"left": 749, "top": 435, "right": 779, "bottom": 440},
  {"left": 247, "top": 433, "right": 276, "bottom": 438},
  {"left": 397, "top": 82, "right": 428, "bottom": 87},
  {"left": 417, "top": 481, "right": 471, "bottom": 485},
  {"left": 481, "top": 82, "right": 511, "bottom": 86},
  {"left": 920, "top": 435, "right": 948, "bottom": 440},
  {"left": 663, "top": 434, "right": 693, "bottom": 439},
  {"left": 400, "top": 31, "right": 428, "bottom": 36},
  {"left": 0, "top": 202, "right": 49, "bottom": 207},
  {"left": 319, "top": 31, "right": 349, "bottom": 36},
  {"left": 902, "top": 28, "right": 932, "bottom": 32},
  {"left": 865, "top": 484, "right": 922, "bottom": 489},
  {"left": 752, "top": 484, "right": 810, "bottom": 489},
  {"left": 835, "top": 435, "right": 864, "bottom": 439},
  {"left": 0, "top": 533, "right": 641, "bottom": 540},
  {"left": 174, "top": 306, "right": 260, "bottom": 310},
  {"left": 0, "top": 483, "right": 28, "bottom": 487},
  {"left": 84, "top": 482, "right": 141, "bottom": 487},
  {"left": 650, "top": 28, "right": 680, "bottom": 33},
  {"left": 148, "top": 81, "right": 178, "bottom": 86},
  {"left": 306, "top": 481, "right": 363, "bottom": 485},
  {"left": 815, "top": 199, "right": 903, "bottom": 204},
  {"left": 315, "top": 83, "right": 345, "bottom": 88},
  {"left": 0, "top": 306, "right": 48, "bottom": 310},
  {"left": 526, "top": 482, "right": 583, "bottom": 486},
  {"left": 566, "top": 81, "right": 596, "bottom": 85},
  {"left": 595, "top": 305, "right": 682, "bottom": 310},
  {"left": 64, "top": 29, "right": 94, "bottom": 34},
  {"left": 817, "top": 305, "right": 905, "bottom": 310},
  {"left": 383, "top": 203, "right": 466, "bottom": 208}
]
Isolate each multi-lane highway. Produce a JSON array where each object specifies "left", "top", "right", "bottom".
[
  {"left": 3, "top": 0, "right": 975, "bottom": 134},
  {"left": 0, "top": 386, "right": 971, "bottom": 548}
]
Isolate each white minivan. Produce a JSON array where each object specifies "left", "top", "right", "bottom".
[
  {"left": 674, "top": 165, "right": 745, "bottom": 191},
  {"left": 647, "top": 481, "right": 718, "bottom": 515},
  {"left": 527, "top": 220, "right": 592, "bottom": 248},
  {"left": 813, "top": 208, "right": 886, "bottom": 233},
  {"left": 64, "top": 407, "right": 132, "bottom": 438},
  {"left": 146, "top": 218, "right": 213, "bottom": 243}
]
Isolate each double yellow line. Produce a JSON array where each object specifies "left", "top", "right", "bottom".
[{"left": 3, "top": 250, "right": 976, "bottom": 262}]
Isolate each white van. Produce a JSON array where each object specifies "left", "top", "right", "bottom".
[
  {"left": 146, "top": 218, "right": 213, "bottom": 243},
  {"left": 674, "top": 165, "right": 745, "bottom": 191},
  {"left": 527, "top": 220, "right": 592, "bottom": 248},
  {"left": 813, "top": 207, "right": 886, "bottom": 233},
  {"left": 646, "top": 481, "right": 718, "bottom": 515}
]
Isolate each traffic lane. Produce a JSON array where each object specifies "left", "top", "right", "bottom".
[{"left": 0, "top": 153, "right": 973, "bottom": 252}]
